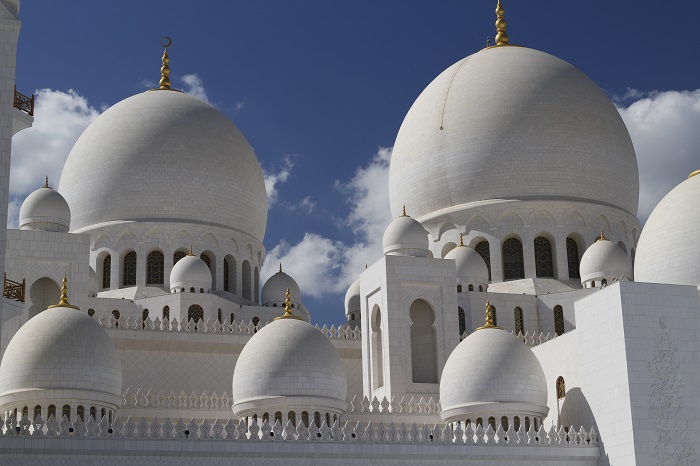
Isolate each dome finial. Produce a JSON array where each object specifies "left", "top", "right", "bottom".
[
  {"left": 476, "top": 300, "right": 501, "bottom": 331},
  {"left": 597, "top": 227, "right": 606, "bottom": 242},
  {"left": 401, "top": 205, "right": 408, "bottom": 217},
  {"left": 279, "top": 263, "right": 283, "bottom": 273},
  {"left": 495, "top": 0, "right": 509, "bottom": 46},
  {"left": 689, "top": 169, "right": 700, "bottom": 179},
  {"left": 274, "top": 288, "right": 302, "bottom": 321},
  {"left": 48, "top": 273, "right": 80, "bottom": 310},
  {"left": 43, "top": 176, "right": 49, "bottom": 188},
  {"left": 157, "top": 36, "right": 173, "bottom": 90},
  {"left": 188, "top": 244, "right": 194, "bottom": 256},
  {"left": 459, "top": 233, "right": 464, "bottom": 247}
]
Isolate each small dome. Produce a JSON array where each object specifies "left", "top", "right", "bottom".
[
  {"left": 18, "top": 183, "right": 71, "bottom": 232},
  {"left": 440, "top": 326, "right": 548, "bottom": 423},
  {"left": 232, "top": 317, "right": 347, "bottom": 419},
  {"left": 89, "top": 267, "right": 98, "bottom": 296},
  {"left": 579, "top": 232, "right": 631, "bottom": 287},
  {"left": 635, "top": 173, "right": 700, "bottom": 287},
  {"left": 170, "top": 253, "right": 212, "bottom": 292},
  {"left": 382, "top": 211, "right": 429, "bottom": 257},
  {"left": 344, "top": 277, "right": 361, "bottom": 316},
  {"left": 0, "top": 305, "right": 122, "bottom": 413},
  {"left": 444, "top": 241, "right": 489, "bottom": 286},
  {"left": 261, "top": 266, "right": 301, "bottom": 307}
]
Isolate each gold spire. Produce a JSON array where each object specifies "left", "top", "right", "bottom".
[
  {"left": 689, "top": 169, "right": 700, "bottom": 179},
  {"left": 279, "top": 263, "right": 283, "bottom": 273},
  {"left": 43, "top": 176, "right": 49, "bottom": 188},
  {"left": 596, "top": 228, "right": 606, "bottom": 242},
  {"left": 401, "top": 205, "right": 408, "bottom": 217},
  {"left": 475, "top": 300, "right": 501, "bottom": 331},
  {"left": 459, "top": 233, "right": 464, "bottom": 247},
  {"left": 47, "top": 273, "right": 80, "bottom": 310},
  {"left": 495, "top": 0, "right": 509, "bottom": 46},
  {"left": 188, "top": 244, "right": 194, "bottom": 256},
  {"left": 157, "top": 37, "right": 172, "bottom": 90},
  {"left": 274, "top": 288, "right": 303, "bottom": 321}
]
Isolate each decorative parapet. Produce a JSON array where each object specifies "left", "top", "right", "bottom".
[
  {"left": 0, "top": 413, "right": 597, "bottom": 447},
  {"left": 94, "top": 314, "right": 361, "bottom": 340},
  {"left": 121, "top": 388, "right": 231, "bottom": 411},
  {"left": 13, "top": 86, "right": 34, "bottom": 116},
  {"left": 512, "top": 330, "right": 557, "bottom": 347},
  {"left": 346, "top": 395, "right": 440, "bottom": 416},
  {"left": 3, "top": 273, "right": 25, "bottom": 302}
]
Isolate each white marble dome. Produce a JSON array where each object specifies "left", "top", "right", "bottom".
[
  {"left": 440, "top": 326, "right": 548, "bottom": 422},
  {"left": 389, "top": 46, "right": 639, "bottom": 220},
  {"left": 232, "top": 317, "right": 347, "bottom": 419},
  {"left": 444, "top": 243, "right": 489, "bottom": 286},
  {"left": 344, "top": 277, "right": 361, "bottom": 317},
  {"left": 170, "top": 253, "right": 212, "bottom": 293},
  {"left": 59, "top": 90, "right": 267, "bottom": 240},
  {"left": 383, "top": 212, "right": 430, "bottom": 257},
  {"left": 635, "top": 173, "right": 700, "bottom": 287},
  {"left": 579, "top": 235, "right": 631, "bottom": 288},
  {"left": 261, "top": 268, "right": 301, "bottom": 307},
  {"left": 0, "top": 305, "right": 122, "bottom": 413},
  {"left": 18, "top": 184, "right": 71, "bottom": 232}
]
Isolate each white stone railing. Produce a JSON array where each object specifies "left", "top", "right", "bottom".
[
  {"left": 512, "top": 331, "right": 558, "bottom": 347},
  {"left": 121, "top": 388, "right": 231, "bottom": 411},
  {"left": 0, "top": 413, "right": 597, "bottom": 447},
  {"left": 94, "top": 314, "right": 361, "bottom": 340},
  {"left": 346, "top": 395, "right": 440, "bottom": 415}
]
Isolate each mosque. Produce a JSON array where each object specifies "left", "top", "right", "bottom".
[{"left": 0, "top": 1, "right": 698, "bottom": 465}]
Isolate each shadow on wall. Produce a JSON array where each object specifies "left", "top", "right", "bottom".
[{"left": 560, "top": 388, "right": 610, "bottom": 466}]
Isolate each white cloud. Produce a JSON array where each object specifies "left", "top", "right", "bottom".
[
  {"left": 263, "top": 156, "right": 294, "bottom": 208},
  {"left": 8, "top": 89, "right": 100, "bottom": 228},
  {"left": 261, "top": 148, "right": 393, "bottom": 298},
  {"left": 617, "top": 89, "right": 700, "bottom": 223},
  {"left": 180, "top": 74, "right": 211, "bottom": 105}
]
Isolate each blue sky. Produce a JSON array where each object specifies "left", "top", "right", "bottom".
[{"left": 10, "top": 1, "right": 700, "bottom": 324}]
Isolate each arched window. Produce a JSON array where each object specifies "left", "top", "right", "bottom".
[
  {"left": 478, "top": 285, "right": 483, "bottom": 292},
  {"left": 457, "top": 285, "right": 462, "bottom": 293},
  {"left": 254, "top": 267, "right": 260, "bottom": 304},
  {"left": 223, "top": 258, "right": 229, "bottom": 292},
  {"left": 217, "top": 309, "right": 222, "bottom": 323},
  {"left": 468, "top": 284, "right": 474, "bottom": 291},
  {"left": 476, "top": 417, "right": 483, "bottom": 427},
  {"left": 162, "top": 306, "right": 170, "bottom": 320},
  {"left": 146, "top": 250, "right": 164, "bottom": 285},
  {"left": 554, "top": 305, "right": 565, "bottom": 335},
  {"left": 409, "top": 299, "right": 438, "bottom": 383},
  {"left": 101, "top": 408, "right": 106, "bottom": 421},
  {"left": 288, "top": 411, "right": 296, "bottom": 427},
  {"left": 275, "top": 411, "right": 283, "bottom": 425},
  {"left": 533, "top": 237, "right": 554, "bottom": 278},
  {"left": 566, "top": 237, "right": 580, "bottom": 279},
  {"left": 513, "top": 416, "right": 520, "bottom": 431},
  {"left": 502, "top": 238, "right": 525, "bottom": 280},
  {"left": 188, "top": 304, "right": 204, "bottom": 324},
  {"left": 302, "top": 411, "right": 309, "bottom": 428},
  {"left": 242, "top": 261, "right": 252, "bottom": 300},
  {"left": 230, "top": 312, "right": 235, "bottom": 323},
  {"left": 33, "top": 405, "right": 41, "bottom": 420},
  {"left": 556, "top": 376, "right": 566, "bottom": 399},
  {"left": 371, "top": 306, "right": 384, "bottom": 390},
  {"left": 62, "top": 404, "right": 70, "bottom": 421},
  {"left": 458, "top": 307, "right": 466, "bottom": 340},
  {"left": 514, "top": 307, "right": 524, "bottom": 335},
  {"left": 48, "top": 405, "right": 56, "bottom": 420},
  {"left": 474, "top": 241, "right": 491, "bottom": 281},
  {"left": 200, "top": 288, "right": 204, "bottom": 293},
  {"left": 314, "top": 411, "right": 321, "bottom": 428},
  {"left": 90, "top": 406, "right": 96, "bottom": 421},
  {"left": 325, "top": 412, "right": 331, "bottom": 427},
  {"left": 77, "top": 405, "right": 84, "bottom": 421},
  {"left": 102, "top": 254, "right": 111, "bottom": 289},
  {"left": 123, "top": 251, "right": 137, "bottom": 286},
  {"left": 501, "top": 416, "right": 509, "bottom": 431},
  {"left": 601, "top": 279, "right": 607, "bottom": 286},
  {"left": 112, "top": 310, "right": 120, "bottom": 328},
  {"left": 525, "top": 416, "right": 530, "bottom": 431},
  {"left": 488, "top": 417, "right": 496, "bottom": 431},
  {"left": 22, "top": 406, "right": 28, "bottom": 418},
  {"left": 142, "top": 309, "right": 149, "bottom": 327},
  {"left": 190, "top": 287, "right": 195, "bottom": 293},
  {"left": 262, "top": 412, "right": 269, "bottom": 423},
  {"left": 173, "top": 250, "right": 186, "bottom": 265},
  {"left": 88, "top": 309, "right": 95, "bottom": 317},
  {"left": 200, "top": 253, "right": 211, "bottom": 270}
]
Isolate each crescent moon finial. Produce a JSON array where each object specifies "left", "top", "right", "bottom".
[
  {"left": 160, "top": 36, "right": 172, "bottom": 48},
  {"left": 157, "top": 36, "right": 172, "bottom": 90}
]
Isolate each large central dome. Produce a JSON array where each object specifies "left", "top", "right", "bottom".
[
  {"left": 59, "top": 90, "right": 268, "bottom": 241},
  {"left": 389, "top": 46, "right": 639, "bottom": 220}
]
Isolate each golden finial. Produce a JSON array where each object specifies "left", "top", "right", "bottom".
[
  {"left": 459, "top": 233, "right": 464, "bottom": 247},
  {"left": 476, "top": 300, "right": 501, "bottom": 330},
  {"left": 597, "top": 228, "right": 606, "bottom": 242},
  {"left": 495, "top": 0, "right": 509, "bottom": 46},
  {"left": 274, "top": 288, "right": 302, "bottom": 321},
  {"left": 158, "top": 37, "right": 172, "bottom": 90},
  {"left": 48, "top": 273, "right": 80, "bottom": 310},
  {"left": 43, "top": 176, "right": 49, "bottom": 188},
  {"left": 401, "top": 205, "right": 408, "bottom": 217},
  {"left": 689, "top": 169, "right": 700, "bottom": 179},
  {"left": 279, "top": 263, "right": 283, "bottom": 273},
  {"left": 188, "top": 244, "right": 194, "bottom": 256}
]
